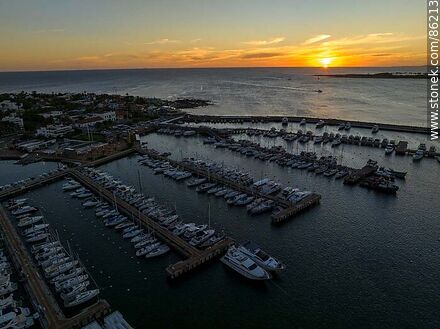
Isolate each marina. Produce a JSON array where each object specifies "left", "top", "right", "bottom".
[{"left": 0, "top": 113, "right": 439, "bottom": 327}]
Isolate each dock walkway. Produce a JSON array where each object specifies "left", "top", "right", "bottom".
[
  {"left": 0, "top": 205, "right": 111, "bottom": 329},
  {"left": 70, "top": 170, "right": 233, "bottom": 279},
  {"left": 138, "top": 148, "right": 321, "bottom": 223}
]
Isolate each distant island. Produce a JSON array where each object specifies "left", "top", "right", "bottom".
[{"left": 314, "top": 72, "right": 428, "bottom": 79}]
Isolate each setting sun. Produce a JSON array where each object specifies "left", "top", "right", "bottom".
[{"left": 320, "top": 57, "right": 333, "bottom": 68}]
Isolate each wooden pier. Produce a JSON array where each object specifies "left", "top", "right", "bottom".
[
  {"left": 138, "top": 148, "right": 321, "bottom": 223},
  {"left": 271, "top": 194, "right": 321, "bottom": 224},
  {"left": 70, "top": 170, "right": 234, "bottom": 279},
  {"left": 0, "top": 169, "right": 69, "bottom": 201},
  {"left": 0, "top": 205, "right": 111, "bottom": 329}
]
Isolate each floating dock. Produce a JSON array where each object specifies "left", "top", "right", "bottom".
[
  {"left": 70, "top": 170, "right": 234, "bottom": 280},
  {"left": 181, "top": 114, "right": 430, "bottom": 135},
  {"left": 138, "top": 147, "right": 321, "bottom": 223},
  {"left": 0, "top": 205, "right": 111, "bottom": 329},
  {"left": 0, "top": 169, "right": 69, "bottom": 200}
]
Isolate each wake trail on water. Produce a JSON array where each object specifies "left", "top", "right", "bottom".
[{"left": 223, "top": 80, "right": 320, "bottom": 93}]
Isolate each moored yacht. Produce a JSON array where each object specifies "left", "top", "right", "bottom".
[
  {"left": 221, "top": 246, "right": 271, "bottom": 280},
  {"left": 237, "top": 241, "right": 285, "bottom": 272},
  {"left": 12, "top": 206, "right": 37, "bottom": 216},
  {"left": 64, "top": 289, "right": 99, "bottom": 307}
]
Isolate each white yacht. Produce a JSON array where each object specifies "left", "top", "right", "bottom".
[
  {"left": 55, "top": 274, "right": 88, "bottom": 292},
  {"left": 384, "top": 144, "right": 394, "bottom": 154},
  {"left": 220, "top": 246, "right": 271, "bottom": 280},
  {"left": 12, "top": 206, "right": 37, "bottom": 216},
  {"left": 237, "top": 242, "right": 285, "bottom": 272},
  {"left": 413, "top": 149, "right": 424, "bottom": 161},
  {"left": 0, "top": 295, "right": 14, "bottom": 310},
  {"left": 17, "top": 216, "right": 43, "bottom": 227},
  {"left": 22, "top": 224, "right": 49, "bottom": 236},
  {"left": 315, "top": 120, "right": 325, "bottom": 128},
  {"left": 0, "top": 307, "right": 33, "bottom": 329},
  {"left": 64, "top": 289, "right": 99, "bottom": 307},
  {"left": 144, "top": 244, "right": 170, "bottom": 258}
]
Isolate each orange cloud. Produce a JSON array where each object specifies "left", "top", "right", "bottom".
[{"left": 243, "top": 37, "right": 285, "bottom": 46}]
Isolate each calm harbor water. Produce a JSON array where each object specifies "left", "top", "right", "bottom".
[
  {"left": 0, "top": 67, "right": 427, "bottom": 126},
  {"left": 1, "top": 128, "right": 439, "bottom": 328}
]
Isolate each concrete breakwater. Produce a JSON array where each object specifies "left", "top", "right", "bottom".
[{"left": 181, "top": 114, "right": 429, "bottom": 135}]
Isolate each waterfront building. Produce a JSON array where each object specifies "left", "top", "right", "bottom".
[{"left": 36, "top": 124, "right": 74, "bottom": 138}]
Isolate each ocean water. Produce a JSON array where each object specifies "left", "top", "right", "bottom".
[{"left": 0, "top": 67, "right": 427, "bottom": 126}]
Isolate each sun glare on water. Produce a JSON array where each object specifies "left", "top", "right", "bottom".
[{"left": 320, "top": 57, "right": 333, "bottom": 68}]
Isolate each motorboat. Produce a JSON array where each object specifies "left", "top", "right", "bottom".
[
  {"left": 145, "top": 244, "right": 170, "bottom": 258},
  {"left": 50, "top": 267, "right": 85, "bottom": 284},
  {"left": 61, "top": 281, "right": 90, "bottom": 301},
  {"left": 331, "top": 139, "right": 341, "bottom": 147},
  {"left": 384, "top": 144, "right": 394, "bottom": 154},
  {"left": 237, "top": 241, "right": 285, "bottom": 272},
  {"left": 199, "top": 234, "right": 225, "bottom": 248},
  {"left": 189, "top": 229, "right": 215, "bottom": 246},
  {"left": 64, "top": 289, "right": 99, "bottom": 307},
  {"left": 22, "top": 224, "right": 49, "bottom": 236},
  {"left": 135, "top": 242, "right": 161, "bottom": 257},
  {"left": 17, "top": 216, "right": 43, "bottom": 227},
  {"left": 82, "top": 199, "right": 99, "bottom": 208},
  {"left": 323, "top": 168, "right": 338, "bottom": 177},
  {"left": 122, "top": 228, "right": 143, "bottom": 239},
  {"left": 55, "top": 274, "right": 89, "bottom": 292},
  {"left": 0, "top": 307, "right": 34, "bottom": 328},
  {"left": 26, "top": 232, "right": 49, "bottom": 243},
  {"left": 32, "top": 241, "right": 61, "bottom": 254},
  {"left": 299, "top": 118, "right": 306, "bottom": 125},
  {"left": 413, "top": 149, "right": 424, "bottom": 161},
  {"left": 45, "top": 260, "right": 79, "bottom": 278},
  {"left": 386, "top": 168, "right": 407, "bottom": 179},
  {"left": 186, "top": 178, "right": 207, "bottom": 187},
  {"left": 134, "top": 237, "right": 158, "bottom": 249},
  {"left": 62, "top": 182, "right": 81, "bottom": 191},
  {"left": 335, "top": 170, "right": 349, "bottom": 179},
  {"left": 248, "top": 200, "right": 274, "bottom": 215},
  {"left": 12, "top": 206, "right": 37, "bottom": 216},
  {"left": 183, "top": 224, "right": 208, "bottom": 240},
  {"left": 315, "top": 120, "right": 325, "bottom": 128},
  {"left": 371, "top": 125, "right": 379, "bottom": 133},
  {"left": 196, "top": 183, "right": 217, "bottom": 193},
  {"left": 220, "top": 246, "right": 271, "bottom": 280},
  {"left": 0, "top": 281, "right": 17, "bottom": 296},
  {"left": 314, "top": 136, "right": 323, "bottom": 143}
]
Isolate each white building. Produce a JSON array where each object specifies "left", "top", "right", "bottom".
[
  {"left": 95, "top": 111, "right": 116, "bottom": 122},
  {"left": 40, "top": 111, "right": 63, "bottom": 119},
  {"left": 0, "top": 100, "right": 21, "bottom": 112},
  {"left": 74, "top": 116, "right": 104, "bottom": 129},
  {"left": 36, "top": 124, "right": 73, "bottom": 138},
  {"left": 1, "top": 114, "right": 24, "bottom": 128}
]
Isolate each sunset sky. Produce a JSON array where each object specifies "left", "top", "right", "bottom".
[{"left": 0, "top": 0, "right": 426, "bottom": 71}]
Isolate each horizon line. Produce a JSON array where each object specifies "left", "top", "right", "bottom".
[{"left": 0, "top": 65, "right": 426, "bottom": 74}]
